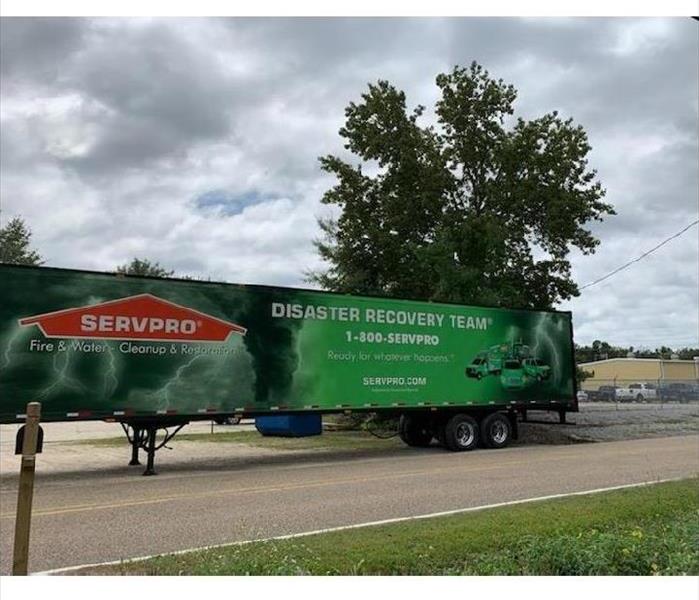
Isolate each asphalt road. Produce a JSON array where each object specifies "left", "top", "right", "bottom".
[{"left": 0, "top": 435, "right": 697, "bottom": 574}]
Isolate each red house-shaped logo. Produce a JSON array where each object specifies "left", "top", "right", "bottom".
[{"left": 19, "top": 294, "right": 247, "bottom": 343}]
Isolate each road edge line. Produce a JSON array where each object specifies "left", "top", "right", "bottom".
[{"left": 33, "top": 476, "right": 686, "bottom": 575}]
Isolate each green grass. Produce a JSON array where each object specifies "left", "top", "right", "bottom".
[
  {"left": 81, "top": 478, "right": 699, "bottom": 576},
  {"left": 77, "top": 429, "right": 403, "bottom": 451}
]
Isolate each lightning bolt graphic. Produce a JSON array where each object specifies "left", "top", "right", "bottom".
[
  {"left": 531, "top": 313, "right": 562, "bottom": 384},
  {"left": 150, "top": 353, "right": 206, "bottom": 410},
  {"left": 102, "top": 344, "right": 119, "bottom": 399},
  {"left": 1, "top": 325, "right": 29, "bottom": 372},
  {"left": 36, "top": 348, "right": 88, "bottom": 400}
]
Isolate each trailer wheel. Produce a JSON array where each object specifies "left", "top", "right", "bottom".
[
  {"left": 398, "top": 414, "right": 433, "bottom": 447},
  {"left": 480, "top": 413, "right": 512, "bottom": 449},
  {"left": 443, "top": 414, "right": 479, "bottom": 452}
]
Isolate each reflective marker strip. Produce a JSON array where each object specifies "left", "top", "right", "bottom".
[
  {"left": 113, "top": 411, "right": 125, "bottom": 416},
  {"left": 270, "top": 406, "right": 279, "bottom": 411},
  {"left": 66, "top": 412, "right": 79, "bottom": 417},
  {"left": 16, "top": 414, "right": 26, "bottom": 419}
]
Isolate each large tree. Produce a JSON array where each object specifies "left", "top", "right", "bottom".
[
  {"left": 311, "top": 62, "right": 615, "bottom": 309},
  {"left": 0, "top": 216, "right": 43, "bottom": 265},
  {"left": 116, "top": 257, "right": 174, "bottom": 278}
]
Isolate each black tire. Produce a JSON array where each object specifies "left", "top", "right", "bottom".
[
  {"left": 443, "top": 414, "right": 479, "bottom": 452},
  {"left": 476, "top": 372, "right": 482, "bottom": 380},
  {"left": 479, "top": 413, "right": 512, "bottom": 449},
  {"left": 398, "top": 414, "right": 433, "bottom": 447},
  {"left": 636, "top": 394, "right": 644, "bottom": 403}
]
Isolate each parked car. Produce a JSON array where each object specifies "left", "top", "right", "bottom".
[
  {"left": 214, "top": 416, "right": 242, "bottom": 425},
  {"left": 595, "top": 385, "right": 617, "bottom": 402},
  {"left": 659, "top": 383, "right": 699, "bottom": 403},
  {"left": 616, "top": 382, "right": 658, "bottom": 403}
]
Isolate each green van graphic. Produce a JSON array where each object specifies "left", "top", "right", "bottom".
[
  {"left": 522, "top": 357, "right": 550, "bottom": 381},
  {"left": 466, "top": 339, "right": 550, "bottom": 390},
  {"left": 500, "top": 359, "right": 527, "bottom": 390}
]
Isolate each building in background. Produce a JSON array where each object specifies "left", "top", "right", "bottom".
[
  {"left": 580, "top": 357, "right": 699, "bottom": 383},
  {"left": 579, "top": 357, "right": 699, "bottom": 402}
]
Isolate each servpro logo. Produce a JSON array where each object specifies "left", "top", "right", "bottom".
[{"left": 19, "top": 294, "right": 247, "bottom": 343}]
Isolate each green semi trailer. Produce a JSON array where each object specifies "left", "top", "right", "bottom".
[{"left": 0, "top": 264, "right": 578, "bottom": 474}]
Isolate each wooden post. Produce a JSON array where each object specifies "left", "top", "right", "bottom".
[{"left": 12, "top": 402, "right": 41, "bottom": 576}]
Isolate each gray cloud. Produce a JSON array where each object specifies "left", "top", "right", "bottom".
[
  {"left": 0, "top": 17, "right": 697, "bottom": 348},
  {"left": 0, "top": 17, "right": 85, "bottom": 83}
]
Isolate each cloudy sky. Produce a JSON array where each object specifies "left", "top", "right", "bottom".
[{"left": 1, "top": 17, "right": 697, "bottom": 348}]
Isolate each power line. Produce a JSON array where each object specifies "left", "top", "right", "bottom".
[{"left": 579, "top": 219, "right": 699, "bottom": 291}]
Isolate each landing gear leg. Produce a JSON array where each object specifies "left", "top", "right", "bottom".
[
  {"left": 129, "top": 427, "right": 141, "bottom": 466},
  {"left": 121, "top": 423, "right": 142, "bottom": 466},
  {"left": 122, "top": 421, "right": 187, "bottom": 476},
  {"left": 143, "top": 426, "right": 157, "bottom": 476}
]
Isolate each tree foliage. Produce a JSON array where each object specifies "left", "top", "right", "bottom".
[
  {"left": 311, "top": 62, "right": 615, "bottom": 309},
  {"left": 0, "top": 216, "right": 43, "bottom": 265},
  {"left": 575, "top": 340, "right": 697, "bottom": 363},
  {"left": 116, "top": 257, "right": 174, "bottom": 278}
]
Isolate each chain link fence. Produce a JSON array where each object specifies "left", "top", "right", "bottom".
[{"left": 578, "top": 377, "right": 699, "bottom": 404}]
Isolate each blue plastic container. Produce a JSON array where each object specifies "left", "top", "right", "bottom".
[{"left": 255, "top": 414, "right": 322, "bottom": 437}]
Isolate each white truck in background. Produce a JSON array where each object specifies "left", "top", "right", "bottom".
[{"left": 615, "top": 382, "right": 658, "bottom": 403}]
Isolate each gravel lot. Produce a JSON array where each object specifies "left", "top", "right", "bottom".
[{"left": 518, "top": 402, "right": 699, "bottom": 445}]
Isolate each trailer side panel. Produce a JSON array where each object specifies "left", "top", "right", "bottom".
[{"left": 0, "top": 265, "right": 575, "bottom": 422}]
